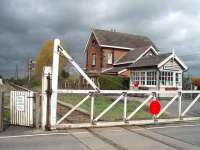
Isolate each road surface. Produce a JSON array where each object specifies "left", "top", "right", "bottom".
[{"left": 1, "top": 121, "right": 200, "bottom": 150}]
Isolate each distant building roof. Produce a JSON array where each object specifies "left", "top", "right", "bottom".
[
  {"left": 93, "top": 29, "right": 157, "bottom": 50},
  {"left": 104, "top": 52, "right": 187, "bottom": 74},
  {"left": 128, "top": 53, "right": 172, "bottom": 68},
  {"left": 115, "top": 46, "right": 152, "bottom": 64}
]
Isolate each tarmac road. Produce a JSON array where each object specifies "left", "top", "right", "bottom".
[{"left": 1, "top": 122, "right": 200, "bottom": 150}]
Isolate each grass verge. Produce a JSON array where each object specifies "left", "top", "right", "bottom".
[{"left": 58, "top": 94, "right": 153, "bottom": 121}]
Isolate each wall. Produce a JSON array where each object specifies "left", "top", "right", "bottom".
[
  {"left": 86, "top": 33, "right": 130, "bottom": 75},
  {"left": 102, "top": 48, "right": 128, "bottom": 70},
  {"left": 86, "top": 34, "right": 102, "bottom": 74}
]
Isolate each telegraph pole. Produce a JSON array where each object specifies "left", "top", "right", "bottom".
[
  {"left": 28, "top": 58, "right": 35, "bottom": 88},
  {"left": 15, "top": 64, "right": 18, "bottom": 80},
  {"left": 28, "top": 58, "right": 31, "bottom": 88}
]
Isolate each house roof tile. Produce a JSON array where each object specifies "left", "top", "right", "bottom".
[
  {"left": 115, "top": 46, "right": 151, "bottom": 64},
  {"left": 128, "top": 53, "right": 172, "bottom": 68},
  {"left": 93, "top": 29, "right": 156, "bottom": 49}
]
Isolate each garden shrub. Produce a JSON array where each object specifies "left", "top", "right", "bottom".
[{"left": 98, "top": 75, "right": 129, "bottom": 90}]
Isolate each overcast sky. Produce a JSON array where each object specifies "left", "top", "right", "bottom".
[{"left": 0, "top": 0, "right": 200, "bottom": 78}]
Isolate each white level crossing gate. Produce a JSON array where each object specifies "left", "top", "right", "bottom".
[
  {"left": 41, "top": 39, "right": 200, "bottom": 130},
  {"left": 10, "top": 91, "right": 34, "bottom": 126}
]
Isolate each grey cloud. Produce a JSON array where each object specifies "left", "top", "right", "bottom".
[{"left": 0, "top": 0, "right": 200, "bottom": 78}]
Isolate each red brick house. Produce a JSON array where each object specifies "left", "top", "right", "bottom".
[
  {"left": 85, "top": 29, "right": 158, "bottom": 78},
  {"left": 85, "top": 29, "right": 188, "bottom": 94}
]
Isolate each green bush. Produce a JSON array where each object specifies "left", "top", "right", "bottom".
[
  {"left": 98, "top": 75, "right": 129, "bottom": 90},
  {"left": 60, "top": 70, "right": 70, "bottom": 79},
  {"left": 31, "top": 79, "right": 41, "bottom": 87}
]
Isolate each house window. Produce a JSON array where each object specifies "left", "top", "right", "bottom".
[
  {"left": 176, "top": 73, "right": 182, "bottom": 86},
  {"left": 160, "top": 71, "right": 173, "bottom": 86},
  {"left": 107, "top": 52, "right": 113, "bottom": 64},
  {"left": 136, "top": 72, "right": 140, "bottom": 84},
  {"left": 140, "top": 72, "right": 146, "bottom": 85},
  {"left": 131, "top": 71, "right": 156, "bottom": 86},
  {"left": 146, "top": 71, "right": 157, "bottom": 85},
  {"left": 132, "top": 71, "right": 140, "bottom": 85},
  {"left": 92, "top": 54, "right": 96, "bottom": 66}
]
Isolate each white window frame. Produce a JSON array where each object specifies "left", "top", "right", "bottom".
[
  {"left": 140, "top": 72, "right": 146, "bottom": 85},
  {"left": 130, "top": 70, "right": 182, "bottom": 88},
  {"left": 146, "top": 71, "right": 157, "bottom": 86},
  {"left": 175, "top": 72, "right": 182, "bottom": 87},
  {"left": 159, "top": 71, "right": 173, "bottom": 87},
  {"left": 107, "top": 52, "right": 113, "bottom": 64},
  {"left": 92, "top": 54, "right": 96, "bottom": 66},
  {"left": 130, "top": 70, "right": 157, "bottom": 87},
  {"left": 159, "top": 71, "right": 182, "bottom": 88}
]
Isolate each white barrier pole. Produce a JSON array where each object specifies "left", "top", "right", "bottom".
[
  {"left": 58, "top": 45, "right": 100, "bottom": 92},
  {"left": 41, "top": 66, "right": 52, "bottom": 130},
  {"left": 123, "top": 93, "right": 127, "bottom": 121},
  {"left": 50, "top": 39, "right": 60, "bottom": 127},
  {"left": 90, "top": 93, "right": 95, "bottom": 123},
  {"left": 178, "top": 91, "right": 182, "bottom": 119}
]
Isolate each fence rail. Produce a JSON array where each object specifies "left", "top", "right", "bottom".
[
  {"left": 53, "top": 89, "right": 200, "bottom": 129},
  {"left": 57, "top": 89, "right": 200, "bottom": 94}
]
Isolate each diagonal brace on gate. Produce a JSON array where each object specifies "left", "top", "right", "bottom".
[
  {"left": 181, "top": 94, "right": 200, "bottom": 117},
  {"left": 93, "top": 93, "right": 125, "bottom": 122},
  {"left": 126, "top": 95, "right": 153, "bottom": 120},
  {"left": 57, "top": 45, "right": 100, "bottom": 92},
  {"left": 56, "top": 94, "right": 91, "bottom": 125},
  {"left": 157, "top": 95, "right": 179, "bottom": 118}
]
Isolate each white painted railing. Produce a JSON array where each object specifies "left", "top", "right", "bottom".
[
  {"left": 54, "top": 89, "right": 200, "bottom": 129},
  {"left": 41, "top": 39, "right": 200, "bottom": 130}
]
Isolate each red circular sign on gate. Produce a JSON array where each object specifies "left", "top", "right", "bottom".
[{"left": 149, "top": 99, "right": 161, "bottom": 115}]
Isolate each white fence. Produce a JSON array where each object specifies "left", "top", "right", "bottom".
[
  {"left": 54, "top": 90, "right": 200, "bottom": 129},
  {"left": 10, "top": 91, "right": 34, "bottom": 126},
  {"left": 41, "top": 39, "right": 200, "bottom": 130}
]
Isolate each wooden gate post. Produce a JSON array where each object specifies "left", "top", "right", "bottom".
[
  {"left": 46, "top": 73, "right": 52, "bottom": 130},
  {"left": 51, "top": 39, "right": 60, "bottom": 128},
  {"left": 41, "top": 66, "right": 52, "bottom": 130},
  {"left": 35, "top": 94, "right": 41, "bottom": 129}
]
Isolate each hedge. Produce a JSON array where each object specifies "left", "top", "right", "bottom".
[{"left": 98, "top": 75, "right": 129, "bottom": 90}]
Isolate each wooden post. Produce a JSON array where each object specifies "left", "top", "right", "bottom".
[
  {"left": 178, "top": 91, "right": 182, "bottom": 120},
  {"left": 90, "top": 92, "right": 94, "bottom": 123},
  {"left": 35, "top": 94, "right": 41, "bottom": 129},
  {"left": 123, "top": 92, "right": 127, "bottom": 122},
  {"left": 45, "top": 73, "right": 52, "bottom": 131},
  {"left": 41, "top": 66, "right": 52, "bottom": 130},
  {"left": 51, "top": 39, "right": 60, "bottom": 127}
]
